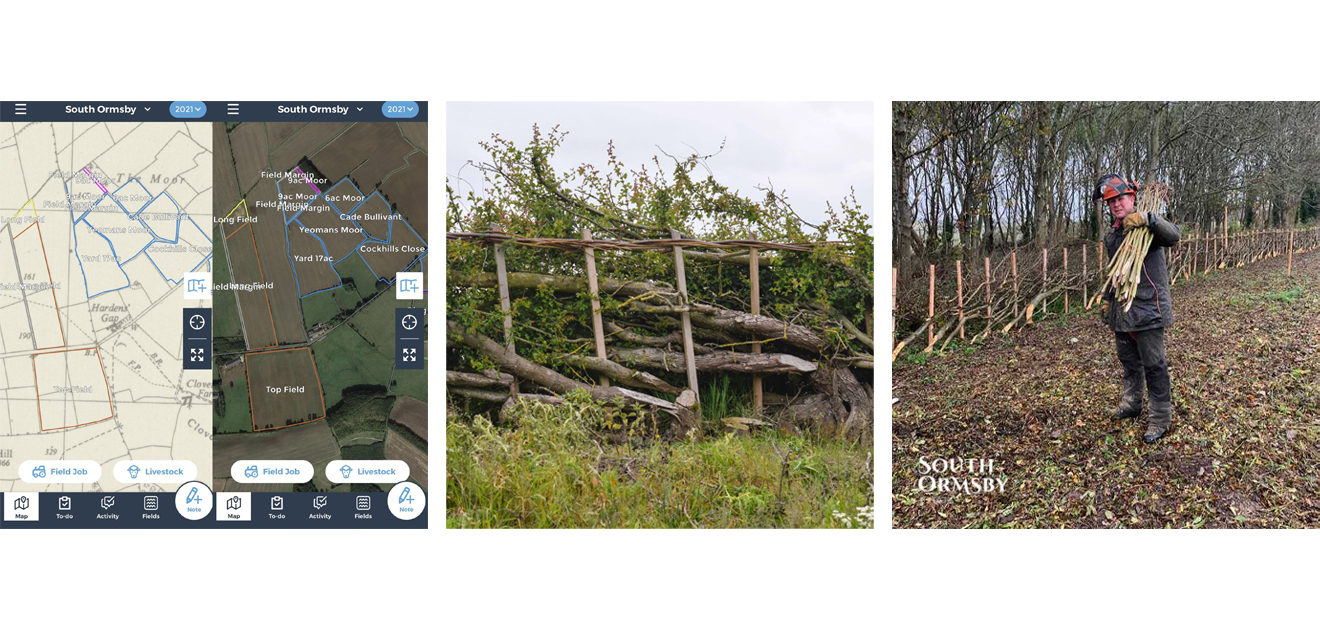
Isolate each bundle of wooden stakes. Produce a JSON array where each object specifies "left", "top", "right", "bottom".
[{"left": 1100, "top": 182, "right": 1170, "bottom": 312}]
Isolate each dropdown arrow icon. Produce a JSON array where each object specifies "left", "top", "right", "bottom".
[
  {"left": 144, "top": 107, "right": 151, "bottom": 111},
  {"left": 356, "top": 107, "right": 363, "bottom": 111}
]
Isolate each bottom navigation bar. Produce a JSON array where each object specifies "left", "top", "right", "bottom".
[{"left": 0, "top": 484, "right": 427, "bottom": 529}]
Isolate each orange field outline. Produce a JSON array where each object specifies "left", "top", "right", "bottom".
[
  {"left": 13, "top": 221, "right": 68, "bottom": 350},
  {"left": 245, "top": 346, "right": 326, "bottom": 432},
  {"left": 223, "top": 221, "right": 279, "bottom": 350},
  {"left": 33, "top": 346, "right": 115, "bottom": 432}
]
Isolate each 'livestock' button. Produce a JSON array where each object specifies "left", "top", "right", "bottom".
[
  {"left": 20, "top": 460, "right": 101, "bottom": 484},
  {"left": 230, "top": 460, "right": 314, "bottom": 484},
  {"left": 112, "top": 460, "right": 197, "bottom": 484},
  {"left": 327, "top": 460, "right": 410, "bottom": 484}
]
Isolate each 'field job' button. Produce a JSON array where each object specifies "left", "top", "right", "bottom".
[
  {"left": 20, "top": 460, "right": 101, "bottom": 484},
  {"left": 112, "top": 460, "right": 198, "bottom": 484},
  {"left": 326, "top": 460, "right": 410, "bottom": 484},
  {"left": 230, "top": 460, "right": 314, "bottom": 484}
]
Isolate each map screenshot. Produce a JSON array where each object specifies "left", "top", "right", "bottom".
[{"left": 0, "top": 101, "right": 428, "bottom": 528}]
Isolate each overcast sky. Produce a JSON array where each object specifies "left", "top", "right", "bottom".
[{"left": 447, "top": 102, "right": 873, "bottom": 235}]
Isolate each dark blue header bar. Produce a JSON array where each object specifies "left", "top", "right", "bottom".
[{"left": 0, "top": 101, "right": 428, "bottom": 123}]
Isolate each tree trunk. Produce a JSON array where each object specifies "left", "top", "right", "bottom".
[
  {"left": 558, "top": 354, "right": 684, "bottom": 394},
  {"left": 447, "top": 320, "right": 696, "bottom": 431},
  {"left": 609, "top": 347, "right": 818, "bottom": 374},
  {"left": 446, "top": 371, "right": 514, "bottom": 389}
]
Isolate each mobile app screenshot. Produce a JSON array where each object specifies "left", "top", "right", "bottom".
[{"left": 0, "top": 101, "right": 428, "bottom": 528}]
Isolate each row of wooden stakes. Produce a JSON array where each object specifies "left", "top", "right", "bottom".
[{"left": 892, "top": 226, "right": 1320, "bottom": 361}]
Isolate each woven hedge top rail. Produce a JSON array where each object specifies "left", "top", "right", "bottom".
[{"left": 446, "top": 231, "right": 841, "bottom": 253}]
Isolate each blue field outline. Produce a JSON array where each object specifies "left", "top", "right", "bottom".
[
  {"left": 282, "top": 176, "right": 428, "bottom": 298},
  {"left": 286, "top": 215, "right": 346, "bottom": 299},
  {"left": 64, "top": 175, "right": 210, "bottom": 297},
  {"left": 144, "top": 214, "right": 211, "bottom": 285}
]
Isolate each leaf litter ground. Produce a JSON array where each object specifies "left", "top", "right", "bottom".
[{"left": 893, "top": 249, "right": 1320, "bottom": 528}]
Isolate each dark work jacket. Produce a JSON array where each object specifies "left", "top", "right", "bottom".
[{"left": 1103, "top": 212, "right": 1181, "bottom": 332}]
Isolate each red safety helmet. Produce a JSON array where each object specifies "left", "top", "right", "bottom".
[{"left": 1094, "top": 174, "right": 1139, "bottom": 202}]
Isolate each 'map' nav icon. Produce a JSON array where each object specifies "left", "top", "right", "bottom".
[
  {"left": 396, "top": 272, "right": 423, "bottom": 300},
  {"left": 184, "top": 272, "right": 212, "bottom": 300}
]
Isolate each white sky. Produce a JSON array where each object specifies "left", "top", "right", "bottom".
[{"left": 446, "top": 102, "right": 873, "bottom": 236}]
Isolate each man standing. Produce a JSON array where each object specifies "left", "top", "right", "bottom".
[{"left": 1094, "top": 174, "right": 1181, "bottom": 443}]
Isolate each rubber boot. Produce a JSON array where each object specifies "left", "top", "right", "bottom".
[
  {"left": 1144, "top": 399, "right": 1172, "bottom": 444},
  {"left": 1111, "top": 373, "right": 1145, "bottom": 420}
]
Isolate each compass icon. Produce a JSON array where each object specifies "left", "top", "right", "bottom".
[
  {"left": 189, "top": 314, "right": 206, "bottom": 330},
  {"left": 401, "top": 314, "right": 418, "bottom": 330}
]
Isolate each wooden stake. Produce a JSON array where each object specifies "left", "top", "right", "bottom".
[
  {"left": 582, "top": 228, "right": 608, "bottom": 387},
  {"left": 1011, "top": 250, "right": 1019, "bottom": 319},
  {"left": 956, "top": 260, "right": 964, "bottom": 340},
  {"left": 1063, "top": 247, "right": 1069, "bottom": 314},
  {"left": 1037, "top": 248, "right": 1047, "bottom": 320},
  {"left": 492, "top": 225, "right": 518, "bottom": 395},
  {"left": 671, "top": 228, "right": 699, "bottom": 409},
  {"left": 750, "top": 243, "right": 762, "bottom": 417},
  {"left": 1082, "top": 246, "right": 1088, "bottom": 308},
  {"left": 1289, "top": 230, "right": 1295, "bottom": 276},
  {"left": 983, "top": 257, "right": 991, "bottom": 333},
  {"left": 892, "top": 267, "right": 898, "bottom": 355},
  {"left": 927, "top": 263, "right": 935, "bottom": 351}
]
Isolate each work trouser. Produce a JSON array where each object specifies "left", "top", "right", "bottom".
[{"left": 1114, "top": 327, "right": 1172, "bottom": 429}]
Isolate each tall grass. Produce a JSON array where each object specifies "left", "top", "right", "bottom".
[
  {"left": 447, "top": 392, "right": 873, "bottom": 528},
  {"left": 701, "top": 373, "right": 746, "bottom": 421}
]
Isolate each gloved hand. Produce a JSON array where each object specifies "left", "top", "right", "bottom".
[{"left": 1123, "top": 211, "right": 1148, "bottom": 229}]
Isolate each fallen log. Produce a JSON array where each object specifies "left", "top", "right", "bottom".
[
  {"left": 452, "top": 270, "right": 834, "bottom": 355},
  {"left": 633, "top": 303, "right": 830, "bottom": 355},
  {"left": 447, "top": 371, "right": 514, "bottom": 389},
  {"left": 447, "top": 319, "right": 697, "bottom": 431},
  {"left": 811, "top": 363, "right": 873, "bottom": 439},
  {"left": 449, "top": 270, "right": 675, "bottom": 299},
  {"left": 684, "top": 249, "right": 779, "bottom": 266},
  {"left": 558, "top": 354, "right": 684, "bottom": 395},
  {"left": 604, "top": 321, "right": 683, "bottom": 347},
  {"left": 448, "top": 387, "right": 513, "bottom": 402},
  {"left": 609, "top": 347, "right": 818, "bottom": 374},
  {"left": 499, "top": 394, "right": 566, "bottom": 423}
]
